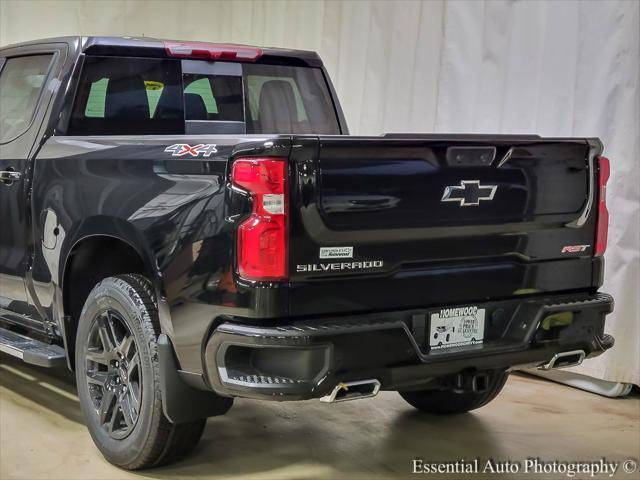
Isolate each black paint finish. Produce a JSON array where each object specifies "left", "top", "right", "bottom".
[
  {"left": 1, "top": 36, "right": 611, "bottom": 397},
  {"left": 24, "top": 132, "right": 604, "bottom": 376}
]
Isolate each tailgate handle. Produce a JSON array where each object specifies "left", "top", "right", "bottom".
[{"left": 446, "top": 146, "right": 496, "bottom": 167}]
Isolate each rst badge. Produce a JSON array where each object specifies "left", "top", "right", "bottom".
[
  {"left": 441, "top": 180, "right": 497, "bottom": 206},
  {"left": 561, "top": 244, "right": 590, "bottom": 253},
  {"left": 165, "top": 144, "right": 218, "bottom": 157}
]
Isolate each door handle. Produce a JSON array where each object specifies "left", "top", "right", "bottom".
[{"left": 0, "top": 168, "right": 21, "bottom": 185}]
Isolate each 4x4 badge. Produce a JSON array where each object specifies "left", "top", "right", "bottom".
[
  {"left": 165, "top": 144, "right": 218, "bottom": 157},
  {"left": 441, "top": 180, "right": 497, "bottom": 206}
]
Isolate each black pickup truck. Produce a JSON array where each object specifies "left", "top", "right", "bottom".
[{"left": 0, "top": 36, "right": 614, "bottom": 469}]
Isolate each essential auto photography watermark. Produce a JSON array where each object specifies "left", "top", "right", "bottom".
[{"left": 411, "top": 457, "right": 639, "bottom": 477}]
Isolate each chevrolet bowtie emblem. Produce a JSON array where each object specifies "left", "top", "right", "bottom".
[{"left": 441, "top": 180, "right": 497, "bottom": 206}]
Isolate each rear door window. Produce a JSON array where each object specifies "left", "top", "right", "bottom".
[
  {"left": 68, "top": 56, "right": 184, "bottom": 135},
  {"left": 0, "top": 54, "right": 53, "bottom": 143}
]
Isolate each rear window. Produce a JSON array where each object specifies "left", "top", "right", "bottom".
[
  {"left": 183, "top": 73, "right": 243, "bottom": 122},
  {"left": 67, "top": 56, "right": 340, "bottom": 136}
]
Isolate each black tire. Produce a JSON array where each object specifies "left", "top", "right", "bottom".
[
  {"left": 75, "top": 274, "right": 206, "bottom": 469},
  {"left": 399, "top": 371, "right": 509, "bottom": 415}
]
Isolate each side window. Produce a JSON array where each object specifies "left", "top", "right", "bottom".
[
  {"left": 0, "top": 54, "right": 53, "bottom": 143},
  {"left": 68, "top": 56, "right": 184, "bottom": 135}
]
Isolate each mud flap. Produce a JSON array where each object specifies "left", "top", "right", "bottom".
[{"left": 158, "top": 334, "right": 233, "bottom": 423}]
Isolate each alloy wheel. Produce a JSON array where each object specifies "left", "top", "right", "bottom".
[{"left": 85, "top": 309, "right": 142, "bottom": 439}]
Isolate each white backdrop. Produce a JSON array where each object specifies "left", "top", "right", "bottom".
[{"left": 1, "top": 0, "right": 638, "bottom": 384}]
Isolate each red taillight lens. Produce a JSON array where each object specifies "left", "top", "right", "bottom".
[
  {"left": 164, "top": 41, "right": 263, "bottom": 62},
  {"left": 595, "top": 156, "right": 610, "bottom": 257},
  {"left": 232, "top": 158, "right": 287, "bottom": 280}
]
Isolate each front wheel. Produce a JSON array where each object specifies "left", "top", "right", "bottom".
[
  {"left": 75, "top": 274, "right": 206, "bottom": 469},
  {"left": 399, "top": 371, "right": 509, "bottom": 415}
]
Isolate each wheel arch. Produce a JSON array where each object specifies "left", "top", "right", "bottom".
[{"left": 60, "top": 224, "right": 161, "bottom": 370}]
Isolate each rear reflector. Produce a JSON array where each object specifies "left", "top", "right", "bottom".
[
  {"left": 595, "top": 156, "right": 610, "bottom": 257},
  {"left": 232, "top": 158, "right": 288, "bottom": 281},
  {"left": 164, "top": 41, "right": 263, "bottom": 61}
]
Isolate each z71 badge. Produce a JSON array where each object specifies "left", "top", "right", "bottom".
[{"left": 165, "top": 144, "right": 218, "bottom": 157}]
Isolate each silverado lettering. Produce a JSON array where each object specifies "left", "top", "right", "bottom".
[{"left": 296, "top": 261, "right": 384, "bottom": 272}]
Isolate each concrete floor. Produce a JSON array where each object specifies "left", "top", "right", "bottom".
[{"left": 0, "top": 354, "right": 638, "bottom": 480}]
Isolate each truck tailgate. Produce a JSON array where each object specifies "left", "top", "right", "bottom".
[{"left": 288, "top": 135, "right": 601, "bottom": 316}]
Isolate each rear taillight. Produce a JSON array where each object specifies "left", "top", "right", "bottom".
[
  {"left": 231, "top": 158, "right": 288, "bottom": 281},
  {"left": 163, "top": 41, "right": 262, "bottom": 61},
  {"left": 595, "top": 156, "right": 610, "bottom": 257}
]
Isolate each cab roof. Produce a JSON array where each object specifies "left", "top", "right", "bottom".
[{"left": 1, "top": 36, "right": 323, "bottom": 67}]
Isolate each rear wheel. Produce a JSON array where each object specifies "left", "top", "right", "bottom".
[
  {"left": 75, "top": 274, "right": 206, "bottom": 469},
  {"left": 399, "top": 371, "right": 509, "bottom": 414}
]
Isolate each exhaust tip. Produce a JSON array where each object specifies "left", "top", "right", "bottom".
[
  {"left": 539, "top": 350, "right": 586, "bottom": 370},
  {"left": 320, "top": 379, "right": 381, "bottom": 403}
]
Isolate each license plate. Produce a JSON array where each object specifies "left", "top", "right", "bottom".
[{"left": 429, "top": 306, "right": 485, "bottom": 349}]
